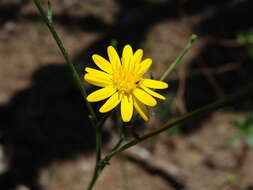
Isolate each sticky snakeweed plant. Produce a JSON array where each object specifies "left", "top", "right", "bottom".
[
  {"left": 84, "top": 45, "right": 168, "bottom": 122},
  {"left": 32, "top": 0, "right": 253, "bottom": 189}
]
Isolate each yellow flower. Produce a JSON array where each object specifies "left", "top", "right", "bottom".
[{"left": 84, "top": 44, "right": 168, "bottom": 122}]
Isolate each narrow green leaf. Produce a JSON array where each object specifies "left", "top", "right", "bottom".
[
  {"left": 47, "top": 0, "right": 53, "bottom": 23},
  {"left": 160, "top": 34, "right": 198, "bottom": 81}
]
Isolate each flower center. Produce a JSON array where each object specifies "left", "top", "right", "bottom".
[{"left": 112, "top": 68, "right": 141, "bottom": 94}]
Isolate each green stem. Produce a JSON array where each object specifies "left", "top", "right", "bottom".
[
  {"left": 112, "top": 137, "right": 125, "bottom": 152},
  {"left": 87, "top": 127, "right": 102, "bottom": 190},
  {"left": 86, "top": 84, "right": 253, "bottom": 189},
  {"left": 103, "top": 84, "right": 253, "bottom": 162},
  {"left": 126, "top": 125, "right": 140, "bottom": 140},
  {"left": 160, "top": 34, "right": 198, "bottom": 81},
  {"left": 112, "top": 125, "right": 126, "bottom": 152},
  {"left": 86, "top": 85, "right": 253, "bottom": 189},
  {"left": 95, "top": 128, "right": 102, "bottom": 163},
  {"left": 87, "top": 164, "right": 101, "bottom": 190},
  {"left": 32, "top": 0, "right": 97, "bottom": 125},
  {"left": 87, "top": 113, "right": 111, "bottom": 190}
]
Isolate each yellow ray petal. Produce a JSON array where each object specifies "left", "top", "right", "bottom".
[
  {"left": 122, "top": 44, "right": 133, "bottom": 69},
  {"left": 92, "top": 54, "right": 112, "bottom": 74},
  {"left": 140, "top": 85, "right": 166, "bottom": 100},
  {"left": 99, "top": 92, "right": 121, "bottom": 113},
  {"left": 121, "top": 94, "right": 133, "bottom": 122},
  {"left": 138, "top": 58, "right": 152, "bottom": 75},
  {"left": 133, "top": 49, "right": 143, "bottom": 72},
  {"left": 142, "top": 79, "right": 168, "bottom": 89},
  {"left": 87, "top": 86, "right": 116, "bottom": 102},
  {"left": 133, "top": 97, "right": 149, "bottom": 121},
  {"left": 84, "top": 74, "right": 112, "bottom": 87},
  {"left": 107, "top": 46, "right": 121, "bottom": 71},
  {"left": 133, "top": 88, "right": 157, "bottom": 107},
  {"left": 133, "top": 49, "right": 143, "bottom": 64},
  {"left": 85, "top": 67, "right": 112, "bottom": 79}
]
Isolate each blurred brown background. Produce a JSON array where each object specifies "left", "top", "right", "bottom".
[{"left": 0, "top": 0, "right": 253, "bottom": 190}]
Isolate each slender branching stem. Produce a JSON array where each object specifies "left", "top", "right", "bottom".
[
  {"left": 85, "top": 85, "right": 253, "bottom": 190},
  {"left": 30, "top": 3, "right": 253, "bottom": 190},
  {"left": 102, "top": 84, "right": 253, "bottom": 162},
  {"left": 32, "top": 0, "right": 97, "bottom": 126},
  {"left": 160, "top": 34, "right": 198, "bottom": 81},
  {"left": 87, "top": 113, "right": 112, "bottom": 189},
  {"left": 87, "top": 127, "right": 102, "bottom": 190},
  {"left": 87, "top": 84, "right": 253, "bottom": 189}
]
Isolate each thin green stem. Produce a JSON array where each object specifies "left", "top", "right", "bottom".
[
  {"left": 87, "top": 163, "right": 100, "bottom": 190},
  {"left": 95, "top": 128, "right": 102, "bottom": 163},
  {"left": 95, "top": 113, "right": 108, "bottom": 131},
  {"left": 160, "top": 34, "right": 198, "bottom": 81},
  {"left": 112, "top": 124, "right": 126, "bottom": 151},
  {"left": 87, "top": 84, "right": 253, "bottom": 189},
  {"left": 103, "top": 84, "right": 253, "bottom": 162},
  {"left": 87, "top": 125, "right": 103, "bottom": 190},
  {"left": 87, "top": 112, "right": 112, "bottom": 189},
  {"left": 32, "top": 0, "right": 97, "bottom": 125},
  {"left": 126, "top": 125, "right": 140, "bottom": 140},
  {"left": 85, "top": 85, "right": 253, "bottom": 189},
  {"left": 112, "top": 137, "right": 125, "bottom": 152}
]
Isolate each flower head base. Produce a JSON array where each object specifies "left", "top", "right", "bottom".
[{"left": 84, "top": 44, "right": 168, "bottom": 122}]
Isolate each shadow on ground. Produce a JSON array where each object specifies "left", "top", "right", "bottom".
[
  {"left": 0, "top": 0, "right": 253, "bottom": 189},
  {"left": 0, "top": 65, "right": 109, "bottom": 190}
]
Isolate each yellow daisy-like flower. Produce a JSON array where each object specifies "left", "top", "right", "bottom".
[{"left": 84, "top": 44, "right": 168, "bottom": 122}]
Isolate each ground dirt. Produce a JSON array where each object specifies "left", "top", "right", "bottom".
[{"left": 0, "top": 0, "right": 253, "bottom": 190}]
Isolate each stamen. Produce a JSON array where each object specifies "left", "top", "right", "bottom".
[{"left": 112, "top": 67, "right": 141, "bottom": 94}]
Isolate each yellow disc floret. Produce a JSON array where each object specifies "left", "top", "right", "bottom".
[{"left": 112, "top": 67, "right": 141, "bottom": 94}]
